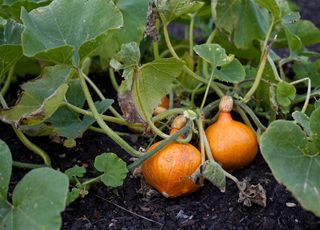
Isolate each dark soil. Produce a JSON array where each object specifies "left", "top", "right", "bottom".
[{"left": 1, "top": 1, "right": 320, "bottom": 230}]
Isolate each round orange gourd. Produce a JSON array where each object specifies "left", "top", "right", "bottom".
[
  {"left": 159, "top": 96, "right": 169, "bottom": 109},
  {"left": 141, "top": 116, "right": 201, "bottom": 198},
  {"left": 205, "top": 96, "right": 258, "bottom": 171}
]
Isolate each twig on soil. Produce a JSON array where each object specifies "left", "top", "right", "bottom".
[{"left": 94, "top": 194, "right": 164, "bottom": 226}]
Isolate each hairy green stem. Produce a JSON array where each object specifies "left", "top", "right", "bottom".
[
  {"left": 234, "top": 101, "right": 266, "bottom": 131},
  {"left": 133, "top": 69, "right": 169, "bottom": 139},
  {"left": 197, "top": 116, "right": 206, "bottom": 163},
  {"left": 202, "top": 28, "right": 217, "bottom": 78},
  {"left": 163, "top": 23, "right": 180, "bottom": 60},
  {"left": 202, "top": 99, "right": 220, "bottom": 116},
  {"left": 189, "top": 14, "right": 195, "bottom": 59},
  {"left": 200, "top": 71, "right": 214, "bottom": 110},
  {"left": 159, "top": 45, "right": 189, "bottom": 58},
  {"left": 152, "top": 108, "right": 186, "bottom": 122},
  {"left": 64, "top": 102, "right": 144, "bottom": 132},
  {"left": 13, "top": 161, "right": 47, "bottom": 169},
  {"left": 13, "top": 128, "right": 51, "bottom": 165},
  {"left": 83, "top": 72, "right": 123, "bottom": 119},
  {"left": 77, "top": 68, "right": 141, "bottom": 157},
  {"left": 242, "top": 21, "right": 274, "bottom": 104},
  {"left": 236, "top": 106, "right": 255, "bottom": 132},
  {"left": 81, "top": 176, "right": 101, "bottom": 187},
  {"left": 127, "top": 120, "right": 193, "bottom": 171},
  {"left": 153, "top": 19, "right": 160, "bottom": 59},
  {"left": 290, "top": 78, "right": 311, "bottom": 113},
  {"left": 0, "top": 65, "right": 15, "bottom": 96},
  {"left": 109, "top": 68, "right": 119, "bottom": 91},
  {"left": 183, "top": 66, "right": 224, "bottom": 97},
  {"left": 0, "top": 92, "right": 51, "bottom": 165}
]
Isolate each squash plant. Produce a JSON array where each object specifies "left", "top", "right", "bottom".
[{"left": 0, "top": 0, "right": 320, "bottom": 228}]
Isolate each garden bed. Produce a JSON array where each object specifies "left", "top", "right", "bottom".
[{"left": 1, "top": 0, "right": 320, "bottom": 229}]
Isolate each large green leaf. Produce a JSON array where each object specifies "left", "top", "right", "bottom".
[
  {"left": 156, "top": 0, "right": 204, "bottom": 25},
  {"left": 256, "top": 0, "right": 280, "bottom": 22},
  {"left": 193, "top": 44, "right": 234, "bottom": 68},
  {"left": 276, "top": 81, "right": 296, "bottom": 108},
  {"left": 94, "top": 153, "right": 128, "bottom": 188},
  {"left": 292, "top": 59, "right": 320, "bottom": 87},
  {"left": 260, "top": 118, "right": 320, "bottom": 217},
  {"left": 48, "top": 99, "right": 113, "bottom": 139},
  {"left": 98, "top": 0, "right": 149, "bottom": 61},
  {"left": 214, "top": 59, "right": 245, "bottom": 83},
  {"left": 0, "top": 18, "right": 23, "bottom": 77},
  {"left": 0, "top": 168, "right": 69, "bottom": 230},
  {"left": 132, "top": 58, "right": 184, "bottom": 120},
  {"left": 213, "top": 0, "right": 268, "bottom": 49},
  {"left": 0, "top": 139, "right": 12, "bottom": 201},
  {"left": 21, "top": 0, "right": 123, "bottom": 65},
  {"left": 0, "top": 65, "right": 72, "bottom": 126}
]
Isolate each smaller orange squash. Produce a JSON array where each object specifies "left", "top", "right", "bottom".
[
  {"left": 141, "top": 116, "right": 201, "bottom": 198},
  {"left": 153, "top": 96, "right": 169, "bottom": 115},
  {"left": 205, "top": 96, "right": 258, "bottom": 171}
]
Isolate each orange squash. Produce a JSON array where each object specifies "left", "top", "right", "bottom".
[
  {"left": 205, "top": 96, "right": 258, "bottom": 171},
  {"left": 141, "top": 116, "right": 201, "bottom": 198},
  {"left": 153, "top": 96, "right": 169, "bottom": 115}
]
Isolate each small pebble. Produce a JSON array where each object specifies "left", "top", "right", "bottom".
[{"left": 286, "top": 202, "right": 296, "bottom": 207}]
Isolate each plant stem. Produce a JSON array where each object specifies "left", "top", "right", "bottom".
[
  {"left": 159, "top": 45, "right": 189, "bottom": 58},
  {"left": 12, "top": 161, "right": 46, "bottom": 169},
  {"left": 109, "top": 68, "right": 119, "bottom": 91},
  {"left": 202, "top": 28, "right": 217, "bottom": 78},
  {"left": 191, "top": 83, "right": 204, "bottom": 106},
  {"left": 200, "top": 71, "right": 214, "bottom": 110},
  {"left": 0, "top": 92, "right": 51, "bottom": 165},
  {"left": 202, "top": 99, "right": 220, "bottom": 116},
  {"left": 81, "top": 176, "right": 101, "bottom": 187},
  {"left": 153, "top": 19, "right": 160, "bottom": 60},
  {"left": 189, "top": 13, "right": 195, "bottom": 59},
  {"left": 13, "top": 128, "right": 51, "bottom": 165},
  {"left": 77, "top": 68, "right": 142, "bottom": 157},
  {"left": 236, "top": 106, "right": 255, "bottom": 132},
  {"left": 89, "top": 126, "right": 136, "bottom": 136},
  {"left": 127, "top": 120, "right": 193, "bottom": 171},
  {"left": 133, "top": 69, "right": 170, "bottom": 139},
  {"left": 183, "top": 66, "right": 224, "bottom": 97},
  {"left": 83, "top": 72, "right": 123, "bottom": 119},
  {"left": 0, "top": 65, "right": 15, "bottom": 96},
  {"left": 242, "top": 21, "right": 274, "bottom": 104},
  {"left": 152, "top": 108, "right": 186, "bottom": 122},
  {"left": 163, "top": 23, "right": 180, "bottom": 60},
  {"left": 234, "top": 101, "right": 266, "bottom": 131},
  {"left": 290, "top": 77, "right": 311, "bottom": 113},
  {"left": 64, "top": 102, "right": 144, "bottom": 132},
  {"left": 197, "top": 116, "right": 206, "bottom": 163}
]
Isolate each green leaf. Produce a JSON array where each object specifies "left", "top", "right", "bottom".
[
  {"left": 0, "top": 18, "right": 23, "bottom": 77},
  {"left": 214, "top": 59, "right": 245, "bottom": 83},
  {"left": 21, "top": 0, "right": 123, "bottom": 65},
  {"left": 49, "top": 99, "right": 113, "bottom": 139},
  {"left": 66, "top": 188, "right": 80, "bottom": 206},
  {"left": 156, "top": 0, "right": 204, "bottom": 24},
  {"left": 292, "top": 60, "right": 320, "bottom": 87},
  {"left": 260, "top": 120, "right": 320, "bottom": 217},
  {"left": 0, "top": 65, "right": 72, "bottom": 126},
  {"left": 3, "top": 0, "right": 49, "bottom": 5},
  {"left": 292, "top": 111, "right": 311, "bottom": 136},
  {"left": 94, "top": 153, "right": 128, "bottom": 188},
  {"left": 193, "top": 44, "right": 234, "bottom": 68},
  {"left": 276, "top": 81, "right": 296, "bottom": 107},
  {"left": 310, "top": 108, "right": 320, "bottom": 149},
  {"left": 199, "top": 160, "right": 226, "bottom": 192},
  {"left": 0, "top": 139, "right": 12, "bottom": 201},
  {"left": 132, "top": 58, "right": 184, "bottom": 120},
  {"left": 290, "top": 20, "right": 320, "bottom": 46},
  {"left": 256, "top": 0, "right": 280, "bottom": 22},
  {"left": 97, "top": 0, "right": 149, "bottom": 61},
  {"left": 0, "top": 168, "right": 69, "bottom": 230},
  {"left": 64, "top": 165, "right": 86, "bottom": 180},
  {"left": 213, "top": 0, "right": 268, "bottom": 49}
]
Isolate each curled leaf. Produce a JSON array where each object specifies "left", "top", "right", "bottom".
[{"left": 237, "top": 180, "right": 267, "bottom": 207}]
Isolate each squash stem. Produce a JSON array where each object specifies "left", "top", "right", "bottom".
[
  {"left": 108, "top": 68, "right": 119, "bottom": 91},
  {"left": 83, "top": 72, "right": 122, "bottom": 119},
  {"left": 0, "top": 91, "right": 51, "bottom": 166},
  {"left": 0, "top": 65, "right": 15, "bottom": 96},
  {"left": 77, "top": 68, "right": 142, "bottom": 157}
]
